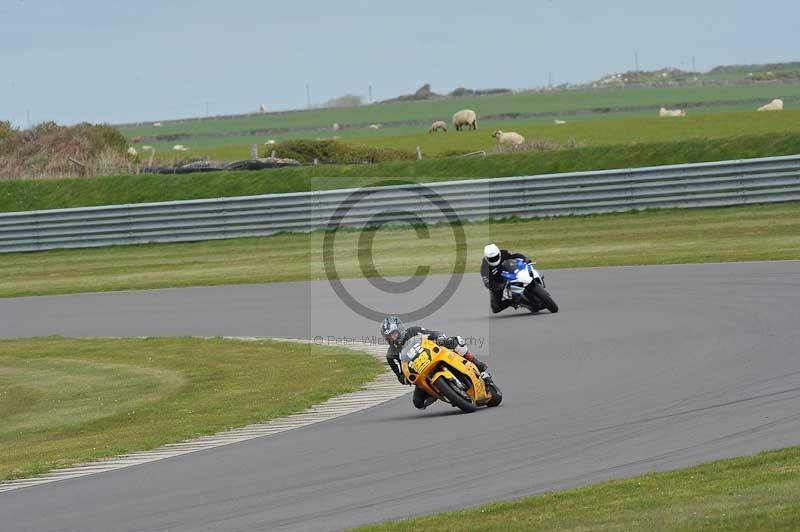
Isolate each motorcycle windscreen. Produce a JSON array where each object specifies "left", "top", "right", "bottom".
[
  {"left": 399, "top": 334, "right": 433, "bottom": 374},
  {"left": 499, "top": 258, "right": 519, "bottom": 273}
]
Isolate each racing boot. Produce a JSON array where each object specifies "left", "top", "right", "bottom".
[
  {"left": 413, "top": 388, "right": 436, "bottom": 409},
  {"left": 464, "top": 352, "right": 493, "bottom": 385},
  {"left": 420, "top": 396, "right": 436, "bottom": 409}
]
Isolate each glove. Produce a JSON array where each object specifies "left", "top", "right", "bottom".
[
  {"left": 431, "top": 334, "right": 447, "bottom": 346},
  {"left": 437, "top": 335, "right": 465, "bottom": 350}
]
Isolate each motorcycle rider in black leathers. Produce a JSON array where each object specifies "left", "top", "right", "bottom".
[
  {"left": 480, "top": 243, "right": 531, "bottom": 313},
  {"left": 380, "top": 315, "right": 493, "bottom": 409}
]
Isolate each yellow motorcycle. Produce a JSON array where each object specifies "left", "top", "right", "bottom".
[{"left": 400, "top": 334, "right": 502, "bottom": 413}]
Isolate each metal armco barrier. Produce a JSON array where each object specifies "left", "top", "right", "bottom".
[{"left": 1, "top": 154, "right": 799, "bottom": 253}]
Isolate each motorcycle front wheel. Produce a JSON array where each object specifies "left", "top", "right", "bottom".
[
  {"left": 486, "top": 383, "right": 503, "bottom": 407},
  {"left": 433, "top": 378, "right": 477, "bottom": 413},
  {"left": 528, "top": 284, "right": 559, "bottom": 313}
]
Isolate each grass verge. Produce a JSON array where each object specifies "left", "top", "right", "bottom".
[
  {"left": 0, "top": 336, "right": 382, "bottom": 481},
  {"left": 2, "top": 130, "right": 800, "bottom": 212},
  {"left": 353, "top": 446, "right": 800, "bottom": 531},
  {"left": 1, "top": 203, "right": 798, "bottom": 298}
]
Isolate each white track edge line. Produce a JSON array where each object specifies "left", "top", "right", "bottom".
[{"left": 0, "top": 337, "right": 405, "bottom": 493}]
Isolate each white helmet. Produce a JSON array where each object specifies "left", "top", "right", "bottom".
[{"left": 483, "top": 244, "right": 501, "bottom": 266}]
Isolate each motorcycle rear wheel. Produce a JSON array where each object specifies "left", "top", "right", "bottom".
[{"left": 434, "top": 378, "right": 477, "bottom": 413}]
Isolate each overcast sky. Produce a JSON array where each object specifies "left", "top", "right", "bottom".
[{"left": 1, "top": 0, "right": 797, "bottom": 126}]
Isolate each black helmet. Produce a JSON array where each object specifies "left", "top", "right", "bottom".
[{"left": 380, "top": 315, "right": 406, "bottom": 347}]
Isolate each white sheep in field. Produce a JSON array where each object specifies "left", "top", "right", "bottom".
[
  {"left": 264, "top": 139, "right": 276, "bottom": 145},
  {"left": 492, "top": 130, "right": 525, "bottom": 145},
  {"left": 757, "top": 98, "right": 784, "bottom": 111},
  {"left": 127, "top": 147, "right": 138, "bottom": 157},
  {"left": 332, "top": 122, "right": 340, "bottom": 131},
  {"left": 452, "top": 109, "right": 478, "bottom": 131},
  {"left": 368, "top": 124, "right": 383, "bottom": 130},
  {"left": 659, "top": 107, "right": 686, "bottom": 117},
  {"left": 429, "top": 120, "right": 448, "bottom": 133},
  {"left": 153, "top": 122, "right": 162, "bottom": 127},
  {"left": 554, "top": 119, "right": 567, "bottom": 125},
  {"left": 172, "top": 144, "right": 190, "bottom": 152}
]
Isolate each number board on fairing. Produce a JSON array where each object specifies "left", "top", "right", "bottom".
[{"left": 410, "top": 349, "right": 432, "bottom": 373}]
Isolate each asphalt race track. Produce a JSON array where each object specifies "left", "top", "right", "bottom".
[{"left": 2, "top": 261, "right": 800, "bottom": 531}]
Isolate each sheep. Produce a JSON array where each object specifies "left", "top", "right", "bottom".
[
  {"left": 452, "top": 109, "right": 478, "bottom": 131},
  {"left": 554, "top": 119, "right": 566, "bottom": 125},
  {"left": 429, "top": 120, "right": 448, "bottom": 133},
  {"left": 153, "top": 122, "right": 162, "bottom": 127},
  {"left": 659, "top": 107, "right": 686, "bottom": 117},
  {"left": 127, "top": 147, "right": 138, "bottom": 157},
  {"left": 368, "top": 123, "right": 383, "bottom": 130},
  {"left": 757, "top": 98, "right": 784, "bottom": 111},
  {"left": 492, "top": 130, "right": 525, "bottom": 145},
  {"left": 332, "top": 122, "right": 340, "bottom": 131},
  {"left": 264, "top": 139, "right": 276, "bottom": 145},
  {"left": 172, "top": 144, "right": 190, "bottom": 152}
]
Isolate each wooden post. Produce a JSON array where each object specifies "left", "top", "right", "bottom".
[
  {"left": 67, "top": 157, "right": 86, "bottom": 168},
  {"left": 250, "top": 144, "right": 258, "bottom": 159},
  {"left": 416, "top": 146, "right": 422, "bottom": 160},
  {"left": 68, "top": 157, "right": 86, "bottom": 177}
]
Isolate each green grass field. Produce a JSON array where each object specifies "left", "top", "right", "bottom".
[
  {"left": 3, "top": 129, "right": 800, "bottom": 212},
  {"left": 0, "top": 337, "right": 381, "bottom": 481},
  {"left": 160, "top": 108, "right": 800, "bottom": 162},
  {"left": 120, "top": 84, "right": 800, "bottom": 142},
  {"left": 1, "top": 203, "right": 798, "bottom": 298},
  {"left": 132, "top": 102, "right": 781, "bottom": 159},
  {"left": 358, "top": 109, "right": 800, "bottom": 157},
  {"left": 353, "top": 446, "right": 800, "bottom": 531}
]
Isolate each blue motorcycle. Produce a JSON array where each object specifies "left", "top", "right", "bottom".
[{"left": 499, "top": 258, "right": 559, "bottom": 313}]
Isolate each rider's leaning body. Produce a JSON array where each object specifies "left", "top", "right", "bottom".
[
  {"left": 480, "top": 243, "right": 530, "bottom": 313},
  {"left": 381, "top": 316, "right": 492, "bottom": 409}
]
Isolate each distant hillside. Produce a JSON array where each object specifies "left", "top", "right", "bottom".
[
  {"left": 589, "top": 61, "right": 800, "bottom": 88},
  {"left": 709, "top": 61, "right": 800, "bottom": 76},
  {"left": 378, "top": 83, "right": 512, "bottom": 104}
]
